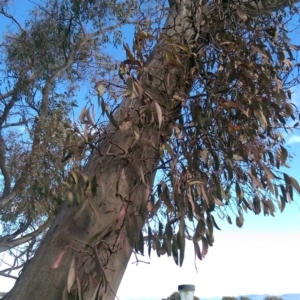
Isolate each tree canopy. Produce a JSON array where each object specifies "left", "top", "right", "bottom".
[{"left": 0, "top": 0, "right": 300, "bottom": 299}]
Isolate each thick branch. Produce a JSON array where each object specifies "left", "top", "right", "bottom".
[
  {"left": 0, "top": 217, "right": 53, "bottom": 253},
  {"left": 0, "top": 24, "right": 127, "bottom": 210},
  {"left": 0, "top": 218, "right": 31, "bottom": 244},
  {"left": 0, "top": 134, "right": 11, "bottom": 197}
]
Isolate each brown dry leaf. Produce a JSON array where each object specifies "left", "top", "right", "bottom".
[
  {"left": 89, "top": 274, "right": 99, "bottom": 289},
  {"left": 149, "top": 199, "right": 161, "bottom": 218},
  {"left": 289, "top": 175, "right": 300, "bottom": 194},
  {"left": 262, "top": 164, "right": 275, "bottom": 180},
  {"left": 115, "top": 205, "right": 126, "bottom": 230},
  {"left": 285, "top": 103, "right": 294, "bottom": 116},
  {"left": 97, "top": 84, "right": 105, "bottom": 96},
  {"left": 62, "top": 286, "right": 68, "bottom": 300},
  {"left": 194, "top": 242, "right": 202, "bottom": 260},
  {"left": 76, "top": 276, "right": 82, "bottom": 300},
  {"left": 154, "top": 100, "right": 163, "bottom": 128},
  {"left": 236, "top": 213, "right": 244, "bottom": 228},
  {"left": 187, "top": 188, "right": 195, "bottom": 213},
  {"left": 121, "top": 167, "right": 129, "bottom": 191},
  {"left": 119, "top": 120, "right": 132, "bottom": 131},
  {"left": 88, "top": 198, "right": 101, "bottom": 223},
  {"left": 201, "top": 185, "right": 209, "bottom": 205},
  {"left": 223, "top": 101, "right": 237, "bottom": 109},
  {"left": 93, "top": 247, "right": 103, "bottom": 281},
  {"left": 79, "top": 107, "right": 88, "bottom": 124},
  {"left": 214, "top": 198, "right": 224, "bottom": 206},
  {"left": 139, "top": 165, "right": 146, "bottom": 186},
  {"left": 50, "top": 247, "right": 69, "bottom": 269},
  {"left": 280, "top": 146, "right": 288, "bottom": 165},
  {"left": 235, "top": 5, "right": 248, "bottom": 22},
  {"left": 134, "top": 81, "right": 143, "bottom": 100},
  {"left": 67, "top": 254, "right": 76, "bottom": 293},
  {"left": 201, "top": 236, "right": 209, "bottom": 258}
]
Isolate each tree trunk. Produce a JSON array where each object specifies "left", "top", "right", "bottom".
[{"left": 3, "top": 1, "right": 194, "bottom": 299}]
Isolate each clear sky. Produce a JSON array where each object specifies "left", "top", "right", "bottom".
[{"left": 0, "top": 1, "right": 300, "bottom": 299}]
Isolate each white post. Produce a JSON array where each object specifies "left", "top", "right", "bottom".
[{"left": 178, "top": 285, "right": 195, "bottom": 300}]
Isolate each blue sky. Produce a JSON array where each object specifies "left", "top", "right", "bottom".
[{"left": 0, "top": 1, "right": 300, "bottom": 299}]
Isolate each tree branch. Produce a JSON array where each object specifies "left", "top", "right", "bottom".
[
  {"left": 0, "top": 218, "right": 32, "bottom": 244},
  {"left": 0, "top": 134, "right": 11, "bottom": 198},
  {"left": 0, "top": 217, "right": 53, "bottom": 253},
  {"left": 0, "top": 8, "right": 24, "bottom": 32}
]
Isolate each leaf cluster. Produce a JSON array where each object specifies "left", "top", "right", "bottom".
[{"left": 118, "top": 0, "right": 300, "bottom": 266}]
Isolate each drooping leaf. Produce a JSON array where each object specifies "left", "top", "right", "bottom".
[
  {"left": 91, "top": 175, "right": 98, "bottom": 197},
  {"left": 280, "top": 146, "right": 288, "bottom": 165},
  {"left": 50, "top": 247, "right": 69, "bottom": 269},
  {"left": 154, "top": 100, "right": 163, "bottom": 128},
  {"left": 194, "top": 242, "right": 202, "bottom": 261},
  {"left": 211, "top": 214, "right": 221, "bottom": 230},
  {"left": 97, "top": 84, "right": 105, "bottom": 96},
  {"left": 201, "top": 236, "right": 209, "bottom": 258},
  {"left": 289, "top": 175, "right": 300, "bottom": 194},
  {"left": 172, "top": 235, "right": 178, "bottom": 265},
  {"left": 178, "top": 218, "right": 185, "bottom": 266},
  {"left": 193, "top": 218, "right": 205, "bottom": 242},
  {"left": 236, "top": 5, "right": 248, "bottom": 22},
  {"left": 93, "top": 247, "right": 103, "bottom": 282},
  {"left": 67, "top": 254, "right": 76, "bottom": 293}
]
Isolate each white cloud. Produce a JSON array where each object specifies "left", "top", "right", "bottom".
[{"left": 287, "top": 135, "right": 300, "bottom": 144}]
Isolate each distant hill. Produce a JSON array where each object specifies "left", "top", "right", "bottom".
[
  {"left": 124, "top": 294, "right": 300, "bottom": 300},
  {"left": 196, "top": 294, "right": 300, "bottom": 300},
  {"left": 235, "top": 294, "right": 300, "bottom": 300}
]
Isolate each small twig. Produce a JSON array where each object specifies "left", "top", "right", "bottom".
[
  {"left": 70, "top": 246, "right": 92, "bottom": 257},
  {"left": 0, "top": 9, "right": 24, "bottom": 32},
  {"left": 93, "top": 247, "right": 120, "bottom": 300},
  {"left": 99, "top": 240, "right": 116, "bottom": 254},
  {"left": 132, "top": 252, "right": 150, "bottom": 266}
]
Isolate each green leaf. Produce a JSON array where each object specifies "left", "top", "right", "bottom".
[
  {"left": 211, "top": 150, "right": 219, "bottom": 171},
  {"left": 138, "top": 231, "right": 144, "bottom": 255},
  {"left": 172, "top": 235, "right": 178, "bottom": 265},
  {"left": 67, "top": 191, "right": 73, "bottom": 206},
  {"left": 91, "top": 175, "right": 98, "bottom": 197},
  {"left": 106, "top": 111, "right": 119, "bottom": 129},
  {"left": 178, "top": 218, "right": 185, "bottom": 266},
  {"left": 159, "top": 222, "right": 163, "bottom": 240},
  {"left": 80, "top": 172, "right": 90, "bottom": 191}
]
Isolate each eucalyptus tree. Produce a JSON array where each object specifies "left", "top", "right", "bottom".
[{"left": 1, "top": 0, "right": 300, "bottom": 299}]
